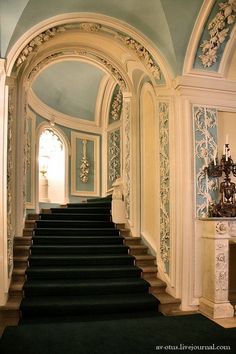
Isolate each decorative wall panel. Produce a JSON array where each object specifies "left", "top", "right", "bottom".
[
  {"left": 159, "top": 102, "right": 170, "bottom": 274},
  {"left": 26, "top": 111, "right": 36, "bottom": 209},
  {"left": 124, "top": 101, "right": 131, "bottom": 219},
  {"left": 194, "top": 106, "right": 218, "bottom": 217},
  {"left": 71, "top": 132, "right": 100, "bottom": 196},
  {"left": 108, "top": 129, "right": 121, "bottom": 189},
  {"left": 7, "top": 87, "right": 16, "bottom": 277}
]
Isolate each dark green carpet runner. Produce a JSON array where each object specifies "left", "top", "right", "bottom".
[{"left": 20, "top": 198, "right": 159, "bottom": 321}]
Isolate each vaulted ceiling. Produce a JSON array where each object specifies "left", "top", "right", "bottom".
[{"left": 1, "top": 0, "right": 204, "bottom": 74}]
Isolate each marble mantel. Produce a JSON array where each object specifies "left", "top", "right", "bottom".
[{"left": 198, "top": 218, "right": 236, "bottom": 319}]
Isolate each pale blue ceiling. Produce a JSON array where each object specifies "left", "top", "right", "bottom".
[
  {"left": 32, "top": 61, "right": 105, "bottom": 120},
  {"left": 0, "top": 0, "right": 204, "bottom": 75}
]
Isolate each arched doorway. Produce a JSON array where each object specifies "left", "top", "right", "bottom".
[{"left": 38, "top": 128, "right": 65, "bottom": 204}]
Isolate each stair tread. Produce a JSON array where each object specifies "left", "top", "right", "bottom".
[
  {"left": 21, "top": 293, "right": 158, "bottom": 307},
  {"left": 24, "top": 278, "right": 149, "bottom": 287},
  {"left": 26, "top": 265, "right": 141, "bottom": 271}
]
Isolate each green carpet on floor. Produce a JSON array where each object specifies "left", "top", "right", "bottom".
[{"left": 1, "top": 314, "right": 235, "bottom": 354}]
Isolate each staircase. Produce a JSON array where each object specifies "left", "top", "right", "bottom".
[
  {"left": 0, "top": 199, "right": 181, "bottom": 328},
  {"left": 19, "top": 200, "right": 161, "bottom": 321}
]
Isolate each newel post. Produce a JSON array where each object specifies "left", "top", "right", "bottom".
[{"left": 111, "top": 178, "right": 127, "bottom": 225}]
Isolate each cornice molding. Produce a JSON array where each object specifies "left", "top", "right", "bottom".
[{"left": 28, "top": 89, "right": 103, "bottom": 134}]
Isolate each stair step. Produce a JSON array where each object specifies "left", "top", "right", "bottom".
[
  {"left": 141, "top": 266, "right": 157, "bottom": 279},
  {"left": 148, "top": 278, "right": 166, "bottom": 292},
  {"left": 134, "top": 255, "right": 156, "bottom": 266},
  {"left": 23, "top": 278, "right": 150, "bottom": 296},
  {"left": 39, "top": 213, "right": 111, "bottom": 221},
  {"left": 25, "top": 265, "right": 142, "bottom": 280},
  {"left": 123, "top": 237, "right": 141, "bottom": 245},
  {"left": 28, "top": 254, "right": 135, "bottom": 267},
  {"left": 26, "top": 214, "right": 39, "bottom": 220},
  {"left": 129, "top": 245, "right": 148, "bottom": 255},
  {"left": 13, "top": 245, "right": 30, "bottom": 257},
  {"left": 23, "top": 228, "right": 34, "bottom": 236},
  {"left": 34, "top": 228, "right": 120, "bottom": 236},
  {"left": 51, "top": 207, "right": 111, "bottom": 214},
  {"left": 35, "top": 220, "right": 115, "bottom": 228},
  {"left": 14, "top": 236, "right": 32, "bottom": 246},
  {"left": 32, "top": 236, "right": 124, "bottom": 245},
  {"left": 30, "top": 244, "right": 129, "bottom": 255},
  {"left": 155, "top": 293, "right": 181, "bottom": 314},
  {"left": 20, "top": 293, "right": 159, "bottom": 318}
]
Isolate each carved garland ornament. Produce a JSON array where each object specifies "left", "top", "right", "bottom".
[
  {"left": 124, "top": 101, "right": 131, "bottom": 219},
  {"left": 215, "top": 240, "right": 228, "bottom": 300},
  {"left": 159, "top": 102, "right": 170, "bottom": 273},
  {"left": 108, "top": 130, "right": 121, "bottom": 184},
  {"left": 110, "top": 85, "right": 123, "bottom": 121},
  {"left": 199, "top": 0, "right": 236, "bottom": 68},
  {"left": 7, "top": 88, "right": 15, "bottom": 277},
  {"left": 15, "top": 22, "right": 162, "bottom": 82},
  {"left": 80, "top": 139, "right": 90, "bottom": 184},
  {"left": 16, "top": 26, "right": 65, "bottom": 68},
  {"left": 117, "top": 34, "right": 161, "bottom": 80}
]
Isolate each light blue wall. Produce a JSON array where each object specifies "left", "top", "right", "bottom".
[
  {"left": 31, "top": 108, "right": 102, "bottom": 201},
  {"left": 2, "top": 0, "right": 204, "bottom": 75},
  {"left": 32, "top": 61, "right": 105, "bottom": 120}
]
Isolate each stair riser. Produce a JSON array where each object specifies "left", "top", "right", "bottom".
[
  {"left": 28, "top": 258, "right": 135, "bottom": 267},
  {"left": 129, "top": 248, "right": 148, "bottom": 255},
  {"left": 31, "top": 237, "right": 124, "bottom": 245},
  {"left": 30, "top": 247, "right": 129, "bottom": 255},
  {"left": 20, "top": 302, "right": 157, "bottom": 319},
  {"left": 23, "top": 285, "right": 149, "bottom": 297},
  {"left": 35, "top": 221, "right": 115, "bottom": 228},
  {"left": 14, "top": 260, "right": 28, "bottom": 268},
  {"left": 14, "top": 249, "right": 30, "bottom": 257},
  {"left": 51, "top": 208, "right": 111, "bottom": 214},
  {"left": 40, "top": 214, "right": 111, "bottom": 221},
  {"left": 12, "top": 274, "right": 26, "bottom": 282},
  {"left": 23, "top": 229, "right": 34, "bottom": 236},
  {"left": 33, "top": 229, "right": 120, "bottom": 236},
  {"left": 14, "top": 239, "right": 32, "bottom": 246},
  {"left": 142, "top": 272, "right": 157, "bottom": 280},
  {"left": 135, "top": 259, "right": 156, "bottom": 267},
  {"left": 26, "top": 270, "right": 142, "bottom": 280},
  {"left": 124, "top": 239, "right": 141, "bottom": 246}
]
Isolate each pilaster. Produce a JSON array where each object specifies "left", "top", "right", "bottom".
[{"left": 0, "top": 58, "right": 8, "bottom": 305}]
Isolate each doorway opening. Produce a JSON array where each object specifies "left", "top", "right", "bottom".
[{"left": 38, "top": 129, "right": 65, "bottom": 204}]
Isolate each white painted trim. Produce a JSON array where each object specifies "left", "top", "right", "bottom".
[
  {"left": 219, "top": 25, "right": 236, "bottom": 78},
  {"left": 71, "top": 131, "right": 100, "bottom": 196},
  {"left": 183, "top": 0, "right": 216, "bottom": 75},
  {"left": 0, "top": 59, "right": 8, "bottom": 305}
]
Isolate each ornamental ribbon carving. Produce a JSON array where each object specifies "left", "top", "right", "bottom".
[
  {"left": 80, "top": 139, "right": 89, "bottom": 183},
  {"left": 199, "top": 0, "right": 236, "bottom": 68},
  {"left": 108, "top": 129, "right": 121, "bottom": 185},
  {"left": 159, "top": 102, "right": 170, "bottom": 273},
  {"left": 194, "top": 106, "right": 218, "bottom": 217}
]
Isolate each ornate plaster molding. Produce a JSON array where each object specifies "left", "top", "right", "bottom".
[
  {"left": 108, "top": 129, "right": 121, "bottom": 186},
  {"left": 16, "top": 26, "right": 66, "bottom": 68},
  {"left": 80, "top": 139, "right": 90, "bottom": 183},
  {"left": 194, "top": 106, "right": 218, "bottom": 217},
  {"left": 199, "top": 0, "right": 236, "bottom": 68},
  {"left": 159, "top": 102, "right": 170, "bottom": 273},
  {"left": 109, "top": 85, "right": 123, "bottom": 122},
  {"left": 116, "top": 34, "right": 161, "bottom": 80},
  {"left": 13, "top": 19, "right": 162, "bottom": 83},
  {"left": 124, "top": 100, "right": 131, "bottom": 219}
]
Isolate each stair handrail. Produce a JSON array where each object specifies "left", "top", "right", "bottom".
[{"left": 111, "top": 178, "right": 127, "bottom": 224}]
